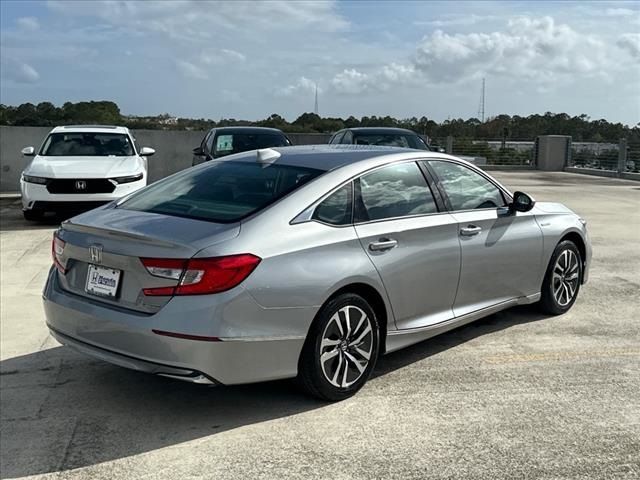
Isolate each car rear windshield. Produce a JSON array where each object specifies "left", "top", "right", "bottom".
[
  {"left": 40, "top": 133, "right": 134, "bottom": 156},
  {"left": 214, "top": 133, "right": 290, "bottom": 158},
  {"left": 119, "top": 161, "right": 323, "bottom": 223},
  {"left": 353, "top": 133, "right": 429, "bottom": 150}
]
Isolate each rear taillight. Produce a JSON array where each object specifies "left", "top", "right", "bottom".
[
  {"left": 141, "top": 254, "right": 261, "bottom": 296},
  {"left": 52, "top": 232, "right": 66, "bottom": 273}
]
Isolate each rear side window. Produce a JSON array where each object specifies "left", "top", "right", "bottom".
[
  {"left": 428, "top": 160, "right": 506, "bottom": 211},
  {"left": 120, "top": 161, "right": 323, "bottom": 223},
  {"left": 313, "top": 183, "right": 353, "bottom": 225},
  {"left": 355, "top": 162, "right": 438, "bottom": 222},
  {"left": 213, "top": 133, "right": 289, "bottom": 158}
]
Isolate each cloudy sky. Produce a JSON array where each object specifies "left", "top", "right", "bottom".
[{"left": 1, "top": 1, "right": 638, "bottom": 124}]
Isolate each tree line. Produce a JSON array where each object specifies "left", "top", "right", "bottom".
[{"left": 0, "top": 101, "right": 637, "bottom": 143}]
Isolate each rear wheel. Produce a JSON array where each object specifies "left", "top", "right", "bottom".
[
  {"left": 23, "top": 209, "right": 44, "bottom": 221},
  {"left": 539, "top": 240, "right": 582, "bottom": 315},
  {"left": 298, "top": 293, "right": 379, "bottom": 401}
]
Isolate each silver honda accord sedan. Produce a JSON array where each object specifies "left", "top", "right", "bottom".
[{"left": 44, "top": 145, "right": 591, "bottom": 400}]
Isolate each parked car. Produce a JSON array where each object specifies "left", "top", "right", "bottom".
[
  {"left": 329, "top": 127, "right": 432, "bottom": 151},
  {"left": 44, "top": 145, "right": 590, "bottom": 401},
  {"left": 192, "top": 126, "right": 291, "bottom": 165},
  {"left": 20, "top": 125, "right": 154, "bottom": 220}
]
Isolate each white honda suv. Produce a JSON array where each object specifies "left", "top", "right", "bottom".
[{"left": 20, "top": 125, "right": 155, "bottom": 220}]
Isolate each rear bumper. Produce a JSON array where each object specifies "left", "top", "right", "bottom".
[{"left": 43, "top": 268, "right": 313, "bottom": 385}]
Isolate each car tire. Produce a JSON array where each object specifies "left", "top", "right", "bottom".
[
  {"left": 298, "top": 293, "right": 380, "bottom": 401},
  {"left": 539, "top": 240, "right": 582, "bottom": 315},
  {"left": 23, "top": 209, "right": 44, "bottom": 221}
]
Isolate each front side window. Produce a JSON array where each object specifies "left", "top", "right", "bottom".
[
  {"left": 428, "top": 160, "right": 506, "bottom": 211},
  {"left": 40, "top": 133, "right": 134, "bottom": 156},
  {"left": 120, "top": 161, "right": 322, "bottom": 223},
  {"left": 313, "top": 183, "right": 353, "bottom": 225},
  {"left": 355, "top": 162, "right": 438, "bottom": 222},
  {"left": 329, "top": 131, "right": 345, "bottom": 144},
  {"left": 213, "top": 133, "right": 289, "bottom": 158}
]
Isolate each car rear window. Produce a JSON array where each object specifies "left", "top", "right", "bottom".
[
  {"left": 214, "top": 133, "right": 290, "bottom": 158},
  {"left": 353, "top": 133, "right": 428, "bottom": 150},
  {"left": 119, "top": 161, "right": 322, "bottom": 223}
]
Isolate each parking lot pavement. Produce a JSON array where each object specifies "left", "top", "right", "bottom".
[{"left": 1, "top": 172, "right": 638, "bottom": 480}]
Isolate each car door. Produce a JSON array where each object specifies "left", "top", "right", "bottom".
[
  {"left": 426, "top": 160, "right": 544, "bottom": 317},
  {"left": 353, "top": 161, "right": 460, "bottom": 330}
]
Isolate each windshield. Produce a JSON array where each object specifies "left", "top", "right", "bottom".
[
  {"left": 119, "top": 161, "right": 322, "bottom": 223},
  {"left": 214, "top": 133, "right": 290, "bottom": 158},
  {"left": 40, "top": 132, "right": 134, "bottom": 156},
  {"left": 353, "top": 133, "right": 429, "bottom": 150}
]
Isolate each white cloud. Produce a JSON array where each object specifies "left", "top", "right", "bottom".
[
  {"left": 200, "top": 48, "right": 246, "bottom": 65},
  {"left": 617, "top": 33, "right": 640, "bottom": 58},
  {"left": 605, "top": 8, "right": 636, "bottom": 17},
  {"left": 0, "top": 58, "right": 40, "bottom": 83},
  {"left": 277, "top": 76, "right": 319, "bottom": 97},
  {"left": 413, "top": 16, "right": 608, "bottom": 83},
  {"left": 331, "top": 69, "right": 374, "bottom": 94},
  {"left": 414, "top": 14, "right": 497, "bottom": 28},
  {"left": 48, "top": 0, "right": 348, "bottom": 41},
  {"left": 16, "top": 17, "right": 39, "bottom": 31},
  {"left": 176, "top": 60, "right": 208, "bottom": 80}
]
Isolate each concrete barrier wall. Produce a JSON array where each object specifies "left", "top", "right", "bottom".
[{"left": 0, "top": 127, "right": 333, "bottom": 192}]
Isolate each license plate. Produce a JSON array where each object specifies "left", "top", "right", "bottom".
[{"left": 86, "top": 264, "right": 121, "bottom": 298}]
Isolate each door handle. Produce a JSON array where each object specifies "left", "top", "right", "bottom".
[
  {"left": 369, "top": 238, "right": 398, "bottom": 251},
  {"left": 460, "top": 225, "right": 482, "bottom": 236}
]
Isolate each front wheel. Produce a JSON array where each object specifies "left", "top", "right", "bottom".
[
  {"left": 23, "top": 209, "right": 44, "bottom": 221},
  {"left": 298, "top": 293, "right": 379, "bottom": 401},
  {"left": 539, "top": 240, "right": 582, "bottom": 315}
]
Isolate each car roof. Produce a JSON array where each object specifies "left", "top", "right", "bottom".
[
  {"left": 215, "top": 144, "right": 440, "bottom": 172},
  {"left": 50, "top": 125, "right": 130, "bottom": 134},
  {"left": 209, "top": 126, "right": 286, "bottom": 135},
  {"left": 345, "top": 127, "right": 419, "bottom": 135}
]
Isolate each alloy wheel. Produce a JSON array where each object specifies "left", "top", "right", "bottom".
[
  {"left": 319, "top": 305, "right": 374, "bottom": 388},
  {"left": 552, "top": 249, "right": 580, "bottom": 306}
]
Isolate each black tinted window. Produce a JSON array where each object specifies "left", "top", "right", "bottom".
[
  {"left": 40, "top": 133, "right": 133, "bottom": 156},
  {"left": 329, "top": 131, "right": 345, "bottom": 144},
  {"left": 428, "top": 160, "right": 506, "bottom": 210},
  {"left": 355, "top": 163, "right": 437, "bottom": 222},
  {"left": 313, "top": 183, "right": 352, "bottom": 225},
  {"left": 213, "top": 133, "right": 289, "bottom": 158},
  {"left": 120, "top": 161, "right": 322, "bottom": 223}
]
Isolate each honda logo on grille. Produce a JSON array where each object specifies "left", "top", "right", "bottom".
[
  {"left": 75, "top": 180, "right": 87, "bottom": 190},
  {"left": 90, "top": 245, "right": 103, "bottom": 264}
]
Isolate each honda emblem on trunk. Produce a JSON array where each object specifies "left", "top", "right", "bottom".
[
  {"left": 90, "top": 245, "right": 103, "bottom": 264},
  {"left": 75, "top": 180, "right": 87, "bottom": 190}
]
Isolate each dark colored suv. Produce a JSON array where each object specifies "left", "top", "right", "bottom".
[
  {"left": 328, "top": 127, "right": 432, "bottom": 151},
  {"left": 193, "top": 127, "right": 291, "bottom": 165}
]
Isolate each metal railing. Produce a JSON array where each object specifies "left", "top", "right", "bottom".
[
  {"left": 568, "top": 139, "right": 638, "bottom": 173},
  {"left": 432, "top": 137, "right": 535, "bottom": 166}
]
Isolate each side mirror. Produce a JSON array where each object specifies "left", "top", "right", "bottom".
[
  {"left": 510, "top": 191, "right": 535, "bottom": 213},
  {"left": 139, "top": 147, "right": 155, "bottom": 157},
  {"left": 21, "top": 146, "right": 35, "bottom": 156},
  {"left": 192, "top": 146, "right": 204, "bottom": 156}
]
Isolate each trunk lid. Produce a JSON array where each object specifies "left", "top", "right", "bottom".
[{"left": 55, "top": 206, "right": 240, "bottom": 313}]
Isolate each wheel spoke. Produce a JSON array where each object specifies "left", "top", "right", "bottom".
[
  {"left": 321, "top": 349, "right": 339, "bottom": 365},
  {"left": 566, "top": 280, "right": 576, "bottom": 297},
  {"left": 350, "top": 323, "right": 372, "bottom": 347},
  {"left": 344, "top": 351, "right": 366, "bottom": 374},
  {"left": 341, "top": 354, "right": 349, "bottom": 387},
  {"left": 352, "top": 311, "right": 366, "bottom": 340},
  {"left": 343, "top": 307, "right": 352, "bottom": 337},
  {"left": 331, "top": 354, "right": 344, "bottom": 385},
  {"left": 330, "top": 312, "right": 344, "bottom": 337},
  {"left": 352, "top": 345, "right": 371, "bottom": 361},
  {"left": 562, "top": 283, "right": 570, "bottom": 304},
  {"left": 321, "top": 337, "right": 341, "bottom": 350}
]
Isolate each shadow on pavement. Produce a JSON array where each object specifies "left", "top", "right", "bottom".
[{"left": 0, "top": 305, "right": 547, "bottom": 477}]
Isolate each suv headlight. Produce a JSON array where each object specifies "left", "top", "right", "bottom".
[
  {"left": 111, "top": 173, "right": 144, "bottom": 184},
  {"left": 22, "top": 175, "right": 49, "bottom": 185}
]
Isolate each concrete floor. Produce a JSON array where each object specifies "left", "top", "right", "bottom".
[{"left": 1, "top": 171, "right": 638, "bottom": 479}]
